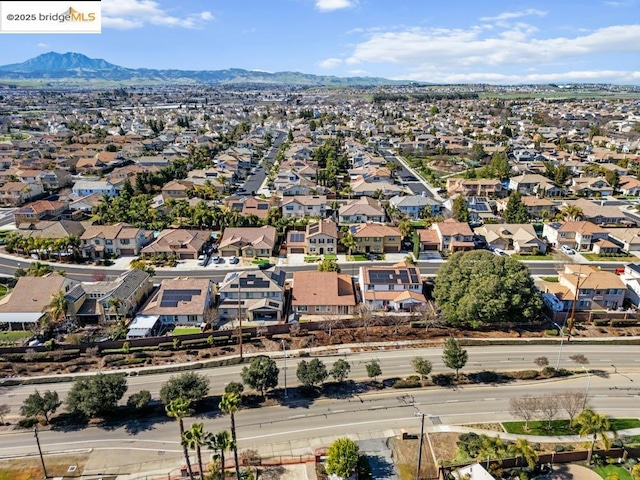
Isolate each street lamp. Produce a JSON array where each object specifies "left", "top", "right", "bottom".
[
  {"left": 282, "top": 339, "right": 288, "bottom": 398},
  {"left": 552, "top": 320, "right": 567, "bottom": 370},
  {"left": 583, "top": 366, "right": 592, "bottom": 410},
  {"left": 34, "top": 426, "right": 48, "bottom": 479}
]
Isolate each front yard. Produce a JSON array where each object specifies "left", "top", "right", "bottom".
[{"left": 582, "top": 253, "right": 637, "bottom": 261}]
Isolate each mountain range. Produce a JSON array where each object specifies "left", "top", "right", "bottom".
[{"left": 0, "top": 52, "right": 407, "bottom": 87}]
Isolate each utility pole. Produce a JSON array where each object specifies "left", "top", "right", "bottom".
[
  {"left": 566, "top": 265, "right": 584, "bottom": 339},
  {"left": 237, "top": 280, "right": 243, "bottom": 360},
  {"left": 282, "top": 339, "right": 288, "bottom": 398},
  {"left": 34, "top": 426, "right": 48, "bottom": 479},
  {"left": 415, "top": 412, "right": 426, "bottom": 480}
]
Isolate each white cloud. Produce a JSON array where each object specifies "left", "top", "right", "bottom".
[
  {"left": 480, "top": 9, "right": 547, "bottom": 22},
  {"left": 37, "top": 43, "right": 48, "bottom": 49},
  {"left": 318, "top": 57, "right": 343, "bottom": 69},
  {"left": 344, "top": 24, "right": 640, "bottom": 71},
  {"left": 315, "top": 0, "right": 355, "bottom": 12},
  {"left": 403, "top": 69, "right": 640, "bottom": 85},
  {"left": 102, "top": 0, "right": 213, "bottom": 29}
]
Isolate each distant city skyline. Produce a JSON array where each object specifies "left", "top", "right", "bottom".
[{"left": 1, "top": 0, "right": 640, "bottom": 84}]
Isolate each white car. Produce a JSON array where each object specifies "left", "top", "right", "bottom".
[
  {"left": 493, "top": 248, "right": 508, "bottom": 256},
  {"left": 561, "top": 245, "right": 576, "bottom": 255}
]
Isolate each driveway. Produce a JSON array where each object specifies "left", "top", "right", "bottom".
[{"left": 356, "top": 438, "right": 398, "bottom": 480}]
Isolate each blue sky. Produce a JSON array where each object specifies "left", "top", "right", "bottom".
[{"left": 2, "top": 0, "right": 640, "bottom": 84}]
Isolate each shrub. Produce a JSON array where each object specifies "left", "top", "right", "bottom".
[
  {"left": 545, "top": 329, "right": 559, "bottom": 336},
  {"left": 509, "top": 370, "right": 539, "bottom": 380},
  {"left": 392, "top": 378, "right": 421, "bottom": 389},
  {"left": 158, "top": 342, "right": 174, "bottom": 350},
  {"left": 473, "top": 371, "right": 499, "bottom": 383},
  {"left": 432, "top": 373, "right": 454, "bottom": 386},
  {"left": 18, "top": 418, "right": 39, "bottom": 428},
  {"left": 542, "top": 366, "right": 557, "bottom": 377}
]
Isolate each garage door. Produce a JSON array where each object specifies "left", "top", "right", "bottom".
[{"left": 289, "top": 247, "right": 305, "bottom": 254}]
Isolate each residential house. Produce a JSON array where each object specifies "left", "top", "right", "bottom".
[
  {"left": 338, "top": 197, "right": 386, "bottom": 223},
  {"left": 350, "top": 223, "right": 401, "bottom": 253},
  {"left": 542, "top": 221, "right": 609, "bottom": 251},
  {"left": 358, "top": 262, "right": 427, "bottom": 311},
  {"left": 520, "top": 196, "right": 558, "bottom": 220},
  {"left": 619, "top": 176, "right": 640, "bottom": 196},
  {"left": 281, "top": 195, "right": 328, "bottom": 219},
  {"left": 619, "top": 263, "right": 640, "bottom": 307},
  {"left": 0, "top": 181, "right": 44, "bottom": 206},
  {"left": 417, "top": 229, "right": 441, "bottom": 251},
  {"left": 0, "top": 274, "right": 77, "bottom": 330},
  {"left": 138, "top": 278, "right": 215, "bottom": 327},
  {"left": 14, "top": 200, "right": 68, "bottom": 227},
  {"left": 226, "top": 196, "right": 272, "bottom": 221},
  {"left": 508, "top": 174, "right": 563, "bottom": 197},
  {"left": 562, "top": 199, "right": 630, "bottom": 225},
  {"left": 217, "top": 268, "right": 286, "bottom": 323},
  {"left": 305, "top": 219, "right": 339, "bottom": 255},
  {"left": 161, "top": 179, "right": 194, "bottom": 200},
  {"left": 18, "top": 220, "right": 86, "bottom": 240},
  {"left": 446, "top": 178, "right": 505, "bottom": 198},
  {"left": 473, "top": 224, "right": 547, "bottom": 254},
  {"left": 291, "top": 271, "right": 357, "bottom": 316},
  {"left": 65, "top": 269, "right": 153, "bottom": 325},
  {"left": 81, "top": 222, "right": 152, "bottom": 258},
  {"left": 389, "top": 194, "right": 442, "bottom": 219},
  {"left": 141, "top": 229, "right": 211, "bottom": 260},
  {"left": 38, "top": 170, "right": 72, "bottom": 191},
  {"left": 72, "top": 179, "right": 118, "bottom": 198},
  {"left": 218, "top": 225, "right": 277, "bottom": 258},
  {"left": 433, "top": 219, "right": 475, "bottom": 252},
  {"left": 569, "top": 177, "right": 614, "bottom": 197},
  {"left": 607, "top": 228, "right": 640, "bottom": 253},
  {"left": 349, "top": 176, "right": 408, "bottom": 198},
  {"left": 541, "top": 264, "right": 626, "bottom": 312}
]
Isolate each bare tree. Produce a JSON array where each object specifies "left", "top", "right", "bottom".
[
  {"left": 558, "top": 391, "right": 587, "bottom": 428},
  {"left": 255, "top": 325, "right": 268, "bottom": 338},
  {"left": 288, "top": 322, "right": 301, "bottom": 337},
  {"left": 570, "top": 354, "right": 589, "bottom": 366},
  {"left": 354, "top": 304, "right": 380, "bottom": 342},
  {"left": 415, "top": 303, "right": 439, "bottom": 332},
  {"left": 509, "top": 396, "right": 540, "bottom": 431},
  {"left": 534, "top": 356, "right": 549, "bottom": 369},
  {"left": 320, "top": 315, "right": 344, "bottom": 337},
  {"left": 388, "top": 313, "right": 411, "bottom": 335},
  {"left": 0, "top": 404, "right": 9, "bottom": 423},
  {"left": 539, "top": 395, "right": 560, "bottom": 430}
]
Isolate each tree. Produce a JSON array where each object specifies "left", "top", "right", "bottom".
[
  {"left": 21, "top": 390, "right": 61, "bottom": 423},
  {"left": 558, "top": 392, "right": 586, "bottom": 428},
  {"left": 340, "top": 231, "right": 357, "bottom": 256},
  {"left": 442, "top": 336, "right": 468, "bottom": 380},
  {"left": 330, "top": 359, "right": 351, "bottom": 383},
  {"left": 225, "top": 381, "right": 245, "bottom": 396},
  {"left": 318, "top": 259, "right": 340, "bottom": 272},
  {"left": 209, "top": 430, "right": 234, "bottom": 480},
  {"left": 433, "top": 250, "right": 543, "bottom": 329},
  {"left": 631, "top": 463, "right": 640, "bottom": 480},
  {"left": 183, "top": 422, "right": 208, "bottom": 480},
  {"left": 471, "top": 143, "right": 487, "bottom": 162},
  {"left": 451, "top": 195, "right": 470, "bottom": 222},
  {"left": 296, "top": 358, "right": 329, "bottom": 387},
  {"left": 538, "top": 395, "right": 560, "bottom": 430},
  {"left": 570, "top": 354, "right": 589, "bottom": 366},
  {"left": 219, "top": 392, "right": 241, "bottom": 480},
  {"left": 534, "top": 357, "right": 549, "bottom": 369},
  {"left": 561, "top": 205, "right": 583, "bottom": 221},
  {"left": 0, "top": 404, "right": 9, "bottom": 424},
  {"left": 66, "top": 373, "right": 127, "bottom": 418},
  {"left": 325, "top": 437, "right": 360, "bottom": 479},
  {"left": 508, "top": 438, "right": 538, "bottom": 469},
  {"left": 575, "top": 408, "right": 612, "bottom": 464},
  {"left": 398, "top": 218, "right": 413, "bottom": 239},
  {"left": 42, "top": 290, "right": 68, "bottom": 329},
  {"left": 606, "top": 170, "right": 620, "bottom": 193},
  {"left": 509, "top": 397, "right": 540, "bottom": 431},
  {"left": 365, "top": 360, "right": 382, "bottom": 381},
  {"left": 241, "top": 355, "right": 279, "bottom": 397},
  {"left": 160, "top": 372, "right": 210, "bottom": 406},
  {"left": 166, "top": 398, "right": 194, "bottom": 480},
  {"left": 127, "top": 390, "right": 152, "bottom": 410},
  {"left": 503, "top": 192, "right": 530, "bottom": 224},
  {"left": 412, "top": 357, "right": 433, "bottom": 380}
]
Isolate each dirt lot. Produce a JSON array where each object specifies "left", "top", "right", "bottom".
[{"left": 0, "top": 453, "right": 90, "bottom": 480}]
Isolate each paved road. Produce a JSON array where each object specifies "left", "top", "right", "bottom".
[{"left": 2, "top": 344, "right": 639, "bottom": 460}]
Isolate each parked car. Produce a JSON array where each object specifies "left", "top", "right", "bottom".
[
  {"left": 197, "top": 254, "right": 207, "bottom": 266},
  {"left": 229, "top": 256, "right": 239, "bottom": 264},
  {"left": 258, "top": 262, "right": 274, "bottom": 270},
  {"left": 211, "top": 255, "right": 224, "bottom": 264},
  {"left": 493, "top": 248, "right": 508, "bottom": 256},
  {"left": 561, "top": 245, "right": 576, "bottom": 255}
]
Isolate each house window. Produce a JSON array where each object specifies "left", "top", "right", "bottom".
[
  {"left": 578, "top": 300, "right": 590, "bottom": 308},
  {"left": 120, "top": 239, "right": 130, "bottom": 245},
  {"left": 94, "top": 239, "right": 100, "bottom": 245},
  {"left": 374, "top": 238, "right": 381, "bottom": 242},
  {"left": 105, "top": 239, "right": 113, "bottom": 245},
  {"left": 327, "top": 247, "right": 334, "bottom": 252},
  {"left": 297, "top": 305, "right": 308, "bottom": 312},
  {"left": 388, "top": 237, "right": 396, "bottom": 241},
  {"left": 327, "top": 239, "right": 334, "bottom": 243},
  {"left": 315, "top": 306, "right": 330, "bottom": 312},
  {"left": 188, "top": 315, "right": 198, "bottom": 322}
]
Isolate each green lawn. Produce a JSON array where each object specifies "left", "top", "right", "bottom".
[
  {"left": 512, "top": 254, "right": 555, "bottom": 261},
  {"left": 304, "top": 256, "right": 320, "bottom": 262},
  {"left": 503, "top": 418, "right": 640, "bottom": 436},
  {"left": 323, "top": 254, "right": 337, "bottom": 260},
  {"left": 0, "top": 330, "right": 31, "bottom": 344},
  {"left": 0, "top": 284, "right": 8, "bottom": 298},
  {"left": 347, "top": 254, "right": 368, "bottom": 261},
  {"left": 594, "top": 465, "right": 632, "bottom": 480},
  {"left": 582, "top": 253, "right": 636, "bottom": 261},
  {"left": 251, "top": 259, "right": 270, "bottom": 265},
  {"left": 172, "top": 327, "right": 202, "bottom": 336},
  {"left": 539, "top": 276, "right": 559, "bottom": 282}
]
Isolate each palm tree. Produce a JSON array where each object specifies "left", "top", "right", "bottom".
[
  {"left": 208, "top": 430, "right": 234, "bottom": 479},
  {"left": 183, "top": 422, "right": 208, "bottom": 479},
  {"left": 219, "top": 393, "right": 241, "bottom": 480},
  {"left": 575, "top": 408, "right": 612, "bottom": 464},
  {"left": 166, "top": 398, "right": 195, "bottom": 480},
  {"left": 43, "top": 291, "right": 68, "bottom": 327},
  {"left": 340, "top": 231, "right": 357, "bottom": 257},
  {"left": 105, "top": 296, "right": 123, "bottom": 324},
  {"left": 561, "top": 205, "right": 584, "bottom": 222},
  {"left": 508, "top": 438, "right": 538, "bottom": 469}
]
